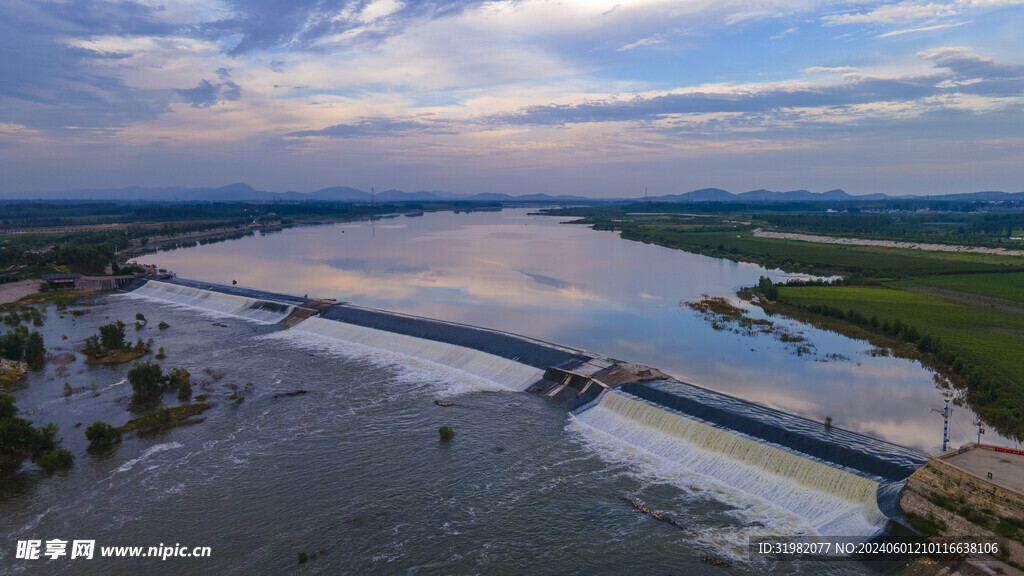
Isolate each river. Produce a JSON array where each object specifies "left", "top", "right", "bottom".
[{"left": 0, "top": 207, "right": 1009, "bottom": 574}]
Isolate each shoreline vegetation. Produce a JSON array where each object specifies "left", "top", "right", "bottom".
[
  {"left": 0, "top": 201, "right": 502, "bottom": 287},
  {"left": 541, "top": 203, "right": 1024, "bottom": 442},
  {"left": 4, "top": 198, "right": 1024, "bottom": 442}
]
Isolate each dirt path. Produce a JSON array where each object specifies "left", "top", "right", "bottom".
[
  {"left": 901, "top": 284, "right": 1024, "bottom": 316},
  {"left": 753, "top": 229, "right": 1024, "bottom": 256},
  {"left": 0, "top": 280, "right": 40, "bottom": 305}
]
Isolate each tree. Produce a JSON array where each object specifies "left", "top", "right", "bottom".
[
  {"left": 0, "top": 393, "right": 16, "bottom": 420},
  {"left": 168, "top": 368, "right": 191, "bottom": 401},
  {"left": 24, "top": 331, "right": 45, "bottom": 369},
  {"left": 0, "top": 393, "right": 72, "bottom": 475},
  {"left": 127, "top": 360, "right": 165, "bottom": 402},
  {"left": 0, "top": 326, "right": 27, "bottom": 361},
  {"left": 83, "top": 335, "right": 101, "bottom": 356},
  {"left": 98, "top": 321, "right": 126, "bottom": 351},
  {"left": 85, "top": 421, "right": 122, "bottom": 450}
]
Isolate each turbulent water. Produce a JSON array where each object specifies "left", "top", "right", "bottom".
[
  {"left": 126, "top": 280, "right": 296, "bottom": 324},
  {"left": 285, "top": 316, "right": 545, "bottom": 392},
  {"left": 1, "top": 291, "right": 872, "bottom": 575},
  {"left": 575, "top": 391, "right": 887, "bottom": 537}
]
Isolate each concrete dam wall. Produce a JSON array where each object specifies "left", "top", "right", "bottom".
[{"left": 124, "top": 277, "right": 927, "bottom": 538}]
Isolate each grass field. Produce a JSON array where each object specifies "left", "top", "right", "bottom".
[
  {"left": 620, "top": 226, "right": 1024, "bottom": 278},
  {"left": 559, "top": 210, "right": 1024, "bottom": 441},
  {"left": 894, "top": 272, "right": 1024, "bottom": 303},
  {"left": 773, "top": 284, "right": 1024, "bottom": 440},
  {"left": 776, "top": 285, "right": 1024, "bottom": 382}
]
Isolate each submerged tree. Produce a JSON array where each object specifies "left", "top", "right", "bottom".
[
  {"left": 0, "top": 393, "right": 73, "bottom": 474},
  {"left": 85, "top": 421, "right": 122, "bottom": 451},
  {"left": 127, "top": 360, "right": 165, "bottom": 403},
  {"left": 98, "top": 321, "right": 126, "bottom": 351}
]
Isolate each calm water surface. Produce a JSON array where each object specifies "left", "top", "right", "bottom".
[{"left": 146, "top": 208, "right": 1008, "bottom": 451}]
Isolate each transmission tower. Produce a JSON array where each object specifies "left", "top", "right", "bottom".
[{"left": 931, "top": 396, "right": 952, "bottom": 452}]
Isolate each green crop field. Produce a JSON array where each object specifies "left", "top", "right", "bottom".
[
  {"left": 775, "top": 284, "right": 1024, "bottom": 439},
  {"left": 620, "top": 226, "right": 1024, "bottom": 278},
  {"left": 559, "top": 208, "right": 1024, "bottom": 440},
  {"left": 894, "top": 272, "right": 1024, "bottom": 303}
]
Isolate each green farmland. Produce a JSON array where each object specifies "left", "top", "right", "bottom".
[{"left": 545, "top": 206, "right": 1024, "bottom": 441}]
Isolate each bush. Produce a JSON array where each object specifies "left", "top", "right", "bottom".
[
  {"left": 38, "top": 280, "right": 51, "bottom": 293},
  {"left": 128, "top": 360, "right": 165, "bottom": 402},
  {"left": 0, "top": 326, "right": 27, "bottom": 361},
  {"left": 24, "top": 331, "right": 45, "bottom": 368},
  {"left": 438, "top": 426, "right": 454, "bottom": 442},
  {"left": 168, "top": 368, "right": 191, "bottom": 401},
  {"left": 155, "top": 347, "right": 165, "bottom": 359},
  {"left": 98, "top": 321, "right": 126, "bottom": 351},
  {"left": 83, "top": 335, "right": 101, "bottom": 356},
  {"left": 0, "top": 416, "right": 65, "bottom": 472},
  {"left": 158, "top": 321, "right": 169, "bottom": 330},
  {"left": 85, "top": 421, "right": 122, "bottom": 450},
  {"left": 34, "top": 449, "right": 73, "bottom": 473}
]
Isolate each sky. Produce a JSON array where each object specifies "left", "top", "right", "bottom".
[{"left": 0, "top": 0, "right": 1022, "bottom": 198}]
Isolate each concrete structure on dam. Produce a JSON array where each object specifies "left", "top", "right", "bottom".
[{"left": 124, "top": 275, "right": 932, "bottom": 541}]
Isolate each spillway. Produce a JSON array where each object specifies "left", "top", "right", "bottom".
[
  {"left": 575, "top": 390, "right": 889, "bottom": 537},
  {"left": 126, "top": 279, "right": 297, "bottom": 324},
  {"left": 122, "top": 276, "right": 928, "bottom": 539},
  {"left": 289, "top": 316, "right": 546, "bottom": 391}
]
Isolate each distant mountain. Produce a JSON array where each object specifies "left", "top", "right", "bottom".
[
  {"left": 290, "top": 186, "right": 371, "bottom": 202},
  {"left": 647, "top": 188, "right": 734, "bottom": 202},
  {"left": 2, "top": 183, "right": 1021, "bottom": 204}
]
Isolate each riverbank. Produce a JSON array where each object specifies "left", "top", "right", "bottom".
[
  {"left": 539, "top": 206, "right": 1024, "bottom": 443},
  {"left": 0, "top": 279, "right": 40, "bottom": 305}
]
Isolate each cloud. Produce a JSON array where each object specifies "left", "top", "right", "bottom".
[
  {"left": 619, "top": 33, "right": 665, "bottom": 51},
  {"left": 919, "top": 46, "right": 1024, "bottom": 95},
  {"left": 822, "top": 1, "right": 960, "bottom": 25},
  {"left": 216, "top": 0, "right": 481, "bottom": 55},
  {"left": 771, "top": 26, "right": 798, "bottom": 39},
  {"left": 484, "top": 76, "right": 942, "bottom": 127},
  {"left": 875, "top": 21, "right": 967, "bottom": 36},
  {"left": 286, "top": 116, "right": 458, "bottom": 138},
  {"left": 175, "top": 77, "right": 242, "bottom": 108},
  {"left": 805, "top": 66, "right": 859, "bottom": 74},
  {"left": 0, "top": 3, "right": 172, "bottom": 131}
]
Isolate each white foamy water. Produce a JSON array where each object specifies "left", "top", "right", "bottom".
[
  {"left": 271, "top": 316, "right": 545, "bottom": 392},
  {"left": 573, "top": 390, "right": 887, "bottom": 539},
  {"left": 125, "top": 280, "right": 294, "bottom": 324},
  {"left": 114, "top": 442, "right": 183, "bottom": 474}
]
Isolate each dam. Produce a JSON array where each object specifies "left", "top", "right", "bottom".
[{"left": 125, "top": 276, "right": 928, "bottom": 541}]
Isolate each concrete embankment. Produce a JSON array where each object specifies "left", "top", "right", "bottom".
[
  {"left": 124, "top": 275, "right": 931, "bottom": 532},
  {"left": 900, "top": 444, "right": 1024, "bottom": 567}
]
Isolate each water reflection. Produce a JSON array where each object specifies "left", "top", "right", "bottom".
[{"left": 144, "top": 208, "right": 1015, "bottom": 452}]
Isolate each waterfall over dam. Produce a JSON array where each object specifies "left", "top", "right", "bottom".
[
  {"left": 126, "top": 279, "right": 300, "bottom": 324},
  {"left": 124, "top": 276, "right": 927, "bottom": 538}
]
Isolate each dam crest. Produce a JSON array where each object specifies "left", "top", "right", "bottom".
[{"left": 124, "top": 276, "right": 927, "bottom": 539}]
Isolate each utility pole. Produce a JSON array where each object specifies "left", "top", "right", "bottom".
[
  {"left": 974, "top": 418, "right": 985, "bottom": 447},
  {"left": 932, "top": 397, "right": 952, "bottom": 452}
]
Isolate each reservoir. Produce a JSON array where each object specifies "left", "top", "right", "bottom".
[
  {"left": 1, "top": 207, "right": 1011, "bottom": 574},
  {"left": 147, "top": 207, "right": 1004, "bottom": 451}
]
